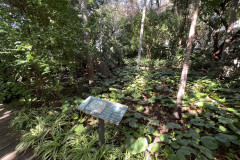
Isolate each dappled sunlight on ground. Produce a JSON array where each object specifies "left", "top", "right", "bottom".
[{"left": 8, "top": 66, "right": 240, "bottom": 159}]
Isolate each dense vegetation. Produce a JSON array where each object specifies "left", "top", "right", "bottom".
[{"left": 1, "top": 0, "right": 239, "bottom": 159}]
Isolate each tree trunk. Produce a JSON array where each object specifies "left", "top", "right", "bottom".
[
  {"left": 178, "top": 0, "right": 190, "bottom": 47},
  {"left": 137, "top": 0, "right": 146, "bottom": 69},
  {"left": 92, "top": 57, "right": 113, "bottom": 78},
  {"left": 157, "top": 0, "right": 160, "bottom": 7},
  {"left": 221, "top": 0, "right": 239, "bottom": 62},
  {"left": 213, "top": 25, "right": 222, "bottom": 60},
  {"left": 173, "top": 0, "right": 200, "bottom": 119},
  {"left": 80, "top": 0, "right": 94, "bottom": 84},
  {"left": 204, "top": 26, "right": 212, "bottom": 48},
  {"left": 150, "top": 0, "right": 153, "bottom": 9},
  {"left": 80, "top": 0, "right": 112, "bottom": 82}
]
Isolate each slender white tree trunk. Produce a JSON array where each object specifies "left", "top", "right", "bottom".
[
  {"left": 80, "top": 0, "right": 94, "bottom": 84},
  {"left": 150, "top": 0, "right": 153, "bottom": 9},
  {"left": 174, "top": 0, "right": 200, "bottom": 119},
  {"left": 137, "top": 0, "right": 146, "bottom": 69},
  {"left": 221, "top": 0, "right": 239, "bottom": 62}
]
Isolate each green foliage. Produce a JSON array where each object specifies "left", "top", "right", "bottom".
[
  {"left": 128, "top": 10, "right": 178, "bottom": 59},
  {"left": 0, "top": 0, "right": 85, "bottom": 104},
  {"left": 2, "top": 1, "right": 239, "bottom": 159},
  {"left": 200, "top": 136, "right": 218, "bottom": 150},
  {"left": 11, "top": 66, "right": 240, "bottom": 159},
  {"left": 125, "top": 136, "right": 148, "bottom": 154},
  {"left": 190, "top": 49, "right": 215, "bottom": 70},
  {"left": 151, "top": 143, "right": 163, "bottom": 153},
  {"left": 165, "top": 122, "right": 182, "bottom": 130}
]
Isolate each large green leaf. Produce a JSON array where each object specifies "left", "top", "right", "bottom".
[
  {"left": 193, "top": 145, "right": 214, "bottom": 159},
  {"left": 219, "top": 125, "right": 228, "bottom": 133},
  {"left": 134, "top": 113, "right": 144, "bottom": 119},
  {"left": 205, "top": 120, "right": 215, "bottom": 129},
  {"left": 129, "top": 120, "right": 139, "bottom": 128},
  {"left": 145, "top": 125, "right": 155, "bottom": 134},
  {"left": 74, "top": 124, "right": 86, "bottom": 134},
  {"left": 187, "top": 129, "right": 200, "bottom": 140},
  {"left": 151, "top": 143, "right": 163, "bottom": 153},
  {"left": 226, "top": 108, "right": 240, "bottom": 117},
  {"left": 231, "top": 140, "right": 240, "bottom": 146},
  {"left": 218, "top": 116, "right": 234, "bottom": 124},
  {"left": 169, "top": 154, "right": 177, "bottom": 160},
  {"left": 163, "top": 145, "right": 174, "bottom": 157},
  {"left": 124, "top": 118, "right": 135, "bottom": 123},
  {"left": 160, "top": 134, "right": 172, "bottom": 144},
  {"left": 125, "top": 136, "right": 148, "bottom": 154},
  {"left": 190, "top": 118, "right": 205, "bottom": 126},
  {"left": 200, "top": 136, "right": 218, "bottom": 150},
  {"left": 148, "top": 119, "right": 160, "bottom": 126},
  {"left": 171, "top": 142, "right": 180, "bottom": 149},
  {"left": 215, "top": 133, "right": 237, "bottom": 144},
  {"left": 176, "top": 146, "right": 196, "bottom": 160},
  {"left": 229, "top": 123, "right": 240, "bottom": 135},
  {"left": 165, "top": 122, "right": 182, "bottom": 129},
  {"left": 179, "top": 139, "right": 191, "bottom": 146}
]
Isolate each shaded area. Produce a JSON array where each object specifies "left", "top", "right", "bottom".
[
  {"left": 8, "top": 65, "right": 240, "bottom": 159},
  {"left": 0, "top": 104, "right": 39, "bottom": 160}
]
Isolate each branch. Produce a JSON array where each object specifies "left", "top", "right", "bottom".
[{"left": 214, "top": 29, "right": 240, "bottom": 60}]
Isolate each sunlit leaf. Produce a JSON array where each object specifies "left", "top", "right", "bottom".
[
  {"left": 74, "top": 124, "right": 85, "bottom": 134},
  {"left": 125, "top": 136, "right": 148, "bottom": 154},
  {"left": 151, "top": 143, "right": 163, "bottom": 153}
]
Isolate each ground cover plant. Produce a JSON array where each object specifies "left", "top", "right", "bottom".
[
  {"left": 11, "top": 65, "right": 240, "bottom": 160},
  {"left": 1, "top": 0, "right": 240, "bottom": 159}
]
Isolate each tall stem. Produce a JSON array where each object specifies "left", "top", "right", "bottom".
[
  {"left": 174, "top": 0, "right": 200, "bottom": 119},
  {"left": 221, "top": 0, "right": 239, "bottom": 62},
  {"left": 137, "top": 0, "right": 146, "bottom": 69},
  {"left": 80, "top": 0, "right": 94, "bottom": 84}
]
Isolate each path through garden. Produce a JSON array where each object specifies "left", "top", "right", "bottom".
[{"left": 0, "top": 104, "right": 38, "bottom": 160}]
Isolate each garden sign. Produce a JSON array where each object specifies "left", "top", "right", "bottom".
[{"left": 77, "top": 96, "right": 128, "bottom": 146}]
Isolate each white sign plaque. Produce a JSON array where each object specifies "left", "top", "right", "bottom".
[{"left": 77, "top": 96, "right": 128, "bottom": 125}]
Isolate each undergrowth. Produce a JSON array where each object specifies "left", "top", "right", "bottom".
[{"left": 11, "top": 66, "right": 240, "bottom": 160}]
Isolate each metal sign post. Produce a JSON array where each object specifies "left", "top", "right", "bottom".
[
  {"left": 98, "top": 118, "right": 105, "bottom": 146},
  {"left": 77, "top": 96, "right": 128, "bottom": 147}
]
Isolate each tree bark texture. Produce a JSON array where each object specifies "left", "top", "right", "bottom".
[
  {"left": 221, "top": 0, "right": 239, "bottom": 62},
  {"left": 92, "top": 57, "right": 113, "bottom": 78},
  {"left": 213, "top": 25, "right": 222, "bottom": 60},
  {"left": 174, "top": 0, "right": 200, "bottom": 119},
  {"left": 80, "top": 0, "right": 94, "bottom": 84},
  {"left": 137, "top": 0, "right": 146, "bottom": 69}
]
